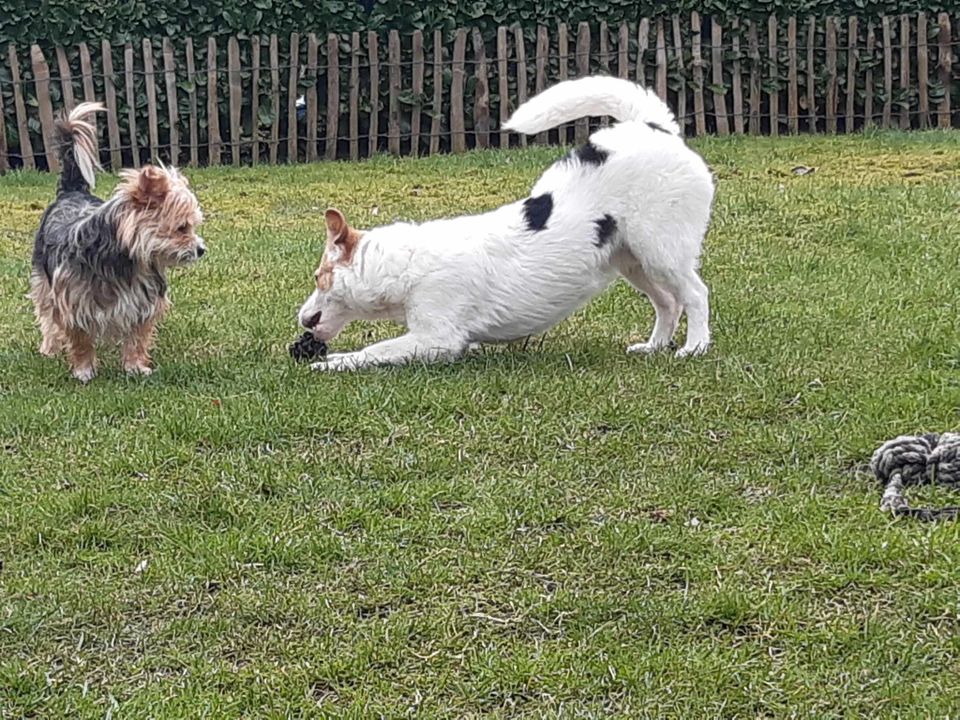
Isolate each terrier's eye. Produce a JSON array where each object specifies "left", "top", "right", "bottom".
[{"left": 177, "top": 223, "right": 190, "bottom": 234}]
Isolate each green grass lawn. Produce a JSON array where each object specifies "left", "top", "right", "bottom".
[{"left": 1, "top": 131, "right": 960, "bottom": 718}]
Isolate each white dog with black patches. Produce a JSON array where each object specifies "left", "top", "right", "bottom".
[{"left": 298, "top": 76, "right": 715, "bottom": 371}]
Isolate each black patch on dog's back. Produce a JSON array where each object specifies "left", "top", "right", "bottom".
[
  {"left": 523, "top": 193, "right": 553, "bottom": 232},
  {"left": 594, "top": 214, "right": 617, "bottom": 247},
  {"left": 570, "top": 141, "right": 609, "bottom": 166}
]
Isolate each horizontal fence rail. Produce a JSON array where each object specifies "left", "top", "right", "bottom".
[{"left": 0, "top": 13, "right": 958, "bottom": 173}]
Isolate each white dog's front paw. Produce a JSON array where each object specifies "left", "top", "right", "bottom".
[{"left": 311, "top": 353, "right": 366, "bottom": 372}]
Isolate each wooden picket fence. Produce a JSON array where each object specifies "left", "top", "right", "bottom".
[{"left": 0, "top": 13, "right": 957, "bottom": 173}]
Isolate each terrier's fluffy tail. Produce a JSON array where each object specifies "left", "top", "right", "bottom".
[
  {"left": 55, "top": 102, "right": 104, "bottom": 193},
  {"left": 503, "top": 76, "right": 680, "bottom": 137}
]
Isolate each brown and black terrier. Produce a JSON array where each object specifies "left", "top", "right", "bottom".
[{"left": 30, "top": 102, "right": 206, "bottom": 382}]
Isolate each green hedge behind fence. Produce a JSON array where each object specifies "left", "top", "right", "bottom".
[
  {"left": 2, "top": 13, "right": 957, "bottom": 171},
  {"left": 1, "top": 4, "right": 958, "bottom": 170},
  {"left": 3, "top": 0, "right": 960, "bottom": 48}
]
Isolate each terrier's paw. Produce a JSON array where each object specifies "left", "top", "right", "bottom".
[
  {"left": 39, "top": 342, "right": 62, "bottom": 358},
  {"left": 124, "top": 363, "right": 154, "bottom": 376},
  {"left": 72, "top": 365, "right": 97, "bottom": 383}
]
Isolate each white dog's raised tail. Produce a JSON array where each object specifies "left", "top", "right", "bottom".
[{"left": 503, "top": 75, "right": 681, "bottom": 136}]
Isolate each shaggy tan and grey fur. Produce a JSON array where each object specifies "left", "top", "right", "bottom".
[{"left": 30, "top": 102, "right": 206, "bottom": 382}]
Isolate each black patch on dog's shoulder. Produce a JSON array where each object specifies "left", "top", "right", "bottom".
[
  {"left": 646, "top": 121, "right": 671, "bottom": 134},
  {"left": 594, "top": 214, "right": 617, "bottom": 248},
  {"left": 572, "top": 141, "right": 609, "bottom": 165},
  {"left": 522, "top": 193, "right": 553, "bottom": 232}
]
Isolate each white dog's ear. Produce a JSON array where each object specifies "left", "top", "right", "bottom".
[
  {"left": 324, "top": 207, "right": 361, "bottom": 261},
  {"left": 325, "top": 208, "right": 347, "bottom": 243}
]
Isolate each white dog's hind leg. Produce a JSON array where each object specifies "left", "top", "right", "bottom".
[
  {"left": 669, "top": 270, "right": 710, "bottom": 357},
  {"left": 615, "top": 254, "right": 682, "bottom": 354},
  {"left": 311, "top": 334, "right": 466, "bottom": 372}
]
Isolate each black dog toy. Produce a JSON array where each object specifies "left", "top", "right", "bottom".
[{"left": 288, "top": 332, "right": 328, "bottom": 363}]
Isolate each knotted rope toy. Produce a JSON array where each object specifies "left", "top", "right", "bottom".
[
  {"left": 288, "top": 332, "right": 328, "bottom": 363},
  {"left": 869, "top": 433, "right": 960, "bottom": 521}
]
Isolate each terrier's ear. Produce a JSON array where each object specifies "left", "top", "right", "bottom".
[{"left": 120, "top": 165, "right": 171, "bottom": 208}]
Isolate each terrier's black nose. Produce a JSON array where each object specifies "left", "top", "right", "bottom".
[
  {"left": 303, "top": 311, "right": 322, "bottom": 329},
  {"left": 196, "top": 245, "right": 206, "bottom": 258}
]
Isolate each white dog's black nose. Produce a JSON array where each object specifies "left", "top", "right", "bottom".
[{"left": 302, "top": 310, "right": 322, "bottom": 329}]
